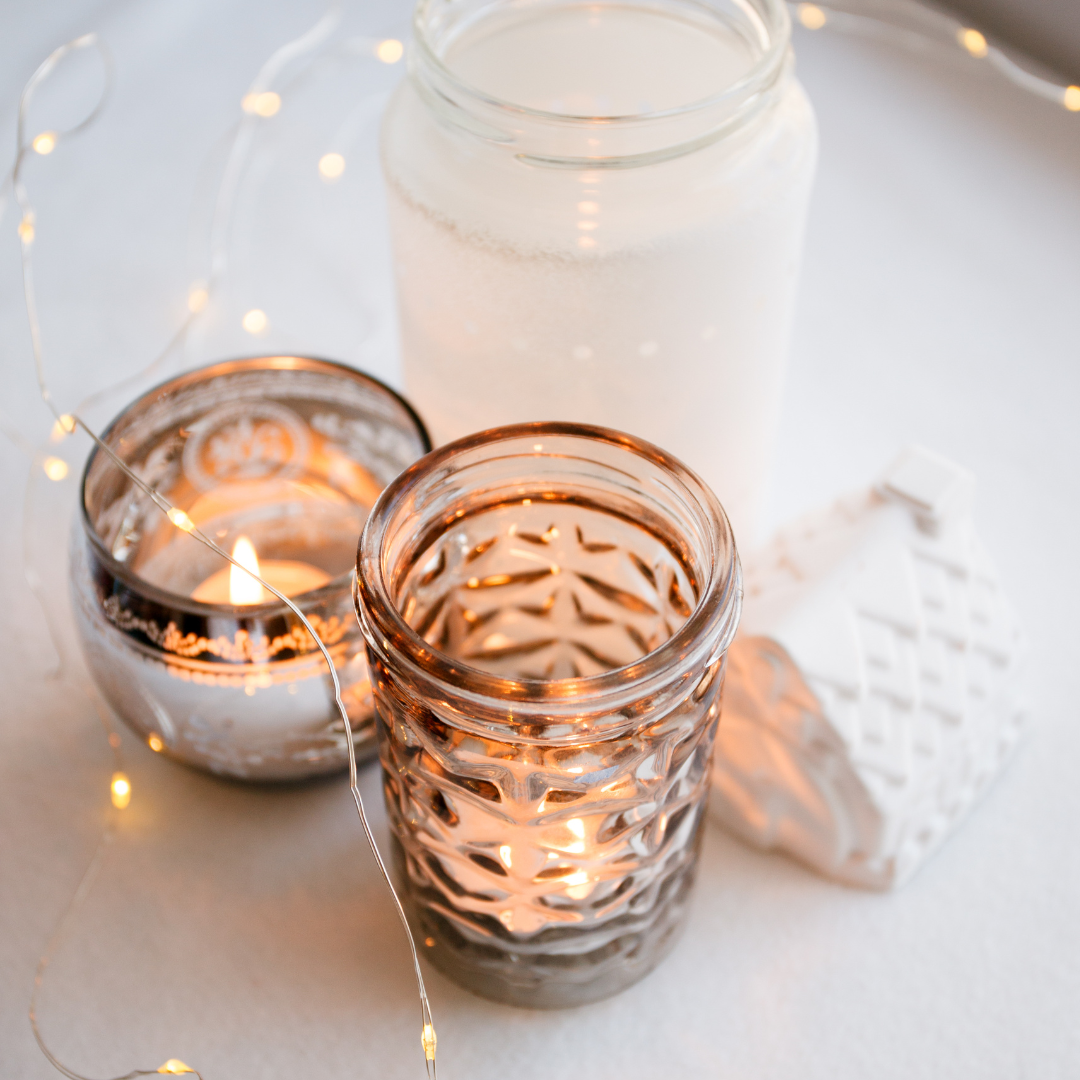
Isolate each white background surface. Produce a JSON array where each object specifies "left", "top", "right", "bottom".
[{"left": 2, "top": 2, "right": 1078, "bottom": 1077}]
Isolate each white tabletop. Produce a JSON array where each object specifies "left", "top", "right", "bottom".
[{"left": 2, "top": 3, "right": 1078, "bottom": 1077}]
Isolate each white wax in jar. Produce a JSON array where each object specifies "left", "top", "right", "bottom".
[{"left": 382, "top": 1, "right": 817, "bottom": 542}]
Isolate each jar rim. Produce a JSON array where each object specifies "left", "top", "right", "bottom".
[
  {"left": 356, "top": 422, "right": 742, "bottom": 709},
  {"left": 80, "top": 354, "right": 432, "bottom": 618},
  {"left": 409, "top": 0, "right": 792, "bottom": 165}
]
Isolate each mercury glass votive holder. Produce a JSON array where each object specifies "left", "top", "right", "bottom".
[
  {"left": 71, "top": 356, "right": 430, "bottom": 781},
  {"left": 356, "top": 423, "right": 741, "bottom": 1007}
]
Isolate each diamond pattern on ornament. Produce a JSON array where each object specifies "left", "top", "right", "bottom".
[{"left": 710, "top": 446, "right": 1027, "bottom": 889}]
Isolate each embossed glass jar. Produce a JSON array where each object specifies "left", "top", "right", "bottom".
[
  {"left": 72, "top": 356, "right": 430, "bottom": 781},
  {"left": 356, "top": 423, "right": 741, "bottom": 1006},
  {"left": 382, "top": 0, "right": 817, "bottom": 540}
]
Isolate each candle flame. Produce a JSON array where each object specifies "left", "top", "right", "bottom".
[{"left": 230, "top": 536, "right": 265, "bottom": 605}]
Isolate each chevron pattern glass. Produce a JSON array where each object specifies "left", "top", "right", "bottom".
[{"left": 356, "top": 424, "right": 740, "bottom": 1007}]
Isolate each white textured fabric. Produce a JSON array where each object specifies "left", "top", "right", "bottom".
[{"left": 2, "top": 3, "right": 1079, "bottom": 1078}]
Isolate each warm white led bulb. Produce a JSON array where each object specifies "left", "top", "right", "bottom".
[
  {"left": 242, "top": 91, "right": 281, "bottom": 117},
  {"left": 187, "top": 285, "right": 209, "bottom": 313},
  {"left": 110, "top": 772, "right": 131, "bottom": 809},
  {"left": 377, "top": 39, "right": 404, "bottom": 63},
  {"left": 319, "top": 152, "right": 346, "bottom": 180},
  {"left": 43, "top": 456, "right": 69, "bottom": 481},
  {"left": 167, "top": 508, "right": 195, "bottom": 532},
  {"left": 421, "top": 1023, "right": 437, "bottom": 1060},
  {"left": 242, "top": 308, "right": 267, "bottom": 334},
  {"left": 958, "top": 27, "right": 988, "bottom": 57}
]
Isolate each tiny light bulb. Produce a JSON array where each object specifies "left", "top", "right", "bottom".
[
  {"left": 187, "top": 286, "right": 209, "bottom": 313},
  {"left": 43, "top": 456, "right": 69, "bottom": 481},
  {"left": 421, "top": 1023, "right": 437, "bottom": 1061},
  {"left": 50, "top": 414, "right": 76, "bottom": 441},
  {"left": 1065, "top": 86, "right": 1080, "bottom": 112},
  {"left": 958, "top": 28, "right": 988, "bottom": 57},
  {"left": 158, "top": 1061, "right": 194, "bottom": 1075},
  {"left": 32, "top": 131, "right": 57, "bottom": 155},
  {"left": 167, "top": 507, "right": 195, "bottom": 532},
  {"left": 242, "top": 91, "right": 281, "bottom": 117},
  {"left": 242, "top": 308, "right": 267, "bottom": 334},
  {"left": 577, "top": 200, "right": 599, "bottom": 214},
  {"left": 148, "top": 734, "right": 164, "bottom": 752},
  {"left": 798, "top": 4, "right": 827, "bottom": 30},
  {"left": 377, "top": 39, "right": 404, "bottom": 63},
  {"left": 18, "top": 215, "right": 35, "bottom": 244},
  {"left": 319, "top": 152, "right": 346, "bottom": 180},
  {"left": 110, "top": 772, "right": 131, "bottom": 810}
]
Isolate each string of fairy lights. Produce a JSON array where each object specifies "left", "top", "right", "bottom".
[
  {"left": 5, "top": 11, "right": 438, "bottom": 1080},
  {"left": 789, "top": 0, "right": 1080, "bottom": 108},
  {"left": 3, "top": 0, "right": 1076, "bottom": 1077}
]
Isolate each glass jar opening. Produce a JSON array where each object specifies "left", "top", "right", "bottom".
[
  {"left": 81, "top": 355, "right": 431, "bottom": 616},
  {"left": 357, "top": 423, "right": 742, "bottom": 714},
  {"left": 411, "top": 0, "right": 792, "bottom": 165}
]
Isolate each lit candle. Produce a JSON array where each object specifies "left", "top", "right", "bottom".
[
  {"left": 190, "top": 535, "right": 331, "bottom": 605},
  {"left": 73, "top": 355, "right": 431, "bottom": 781}
]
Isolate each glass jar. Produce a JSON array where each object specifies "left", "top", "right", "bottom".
[
  {"left": 381, "top": 0, "right": 816, "bottom": 542},
  {"left": 355, "top": 423, "right": 741, "bottom": 1006},
  {"left": 72, "top": 356, "right": 430, "bottom": 781}
]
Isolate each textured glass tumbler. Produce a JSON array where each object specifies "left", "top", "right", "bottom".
[{"left": 356, "top": 423, "right": 741, "bottom": 1006}]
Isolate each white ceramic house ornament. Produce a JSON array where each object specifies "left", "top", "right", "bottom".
[{"left": 710, "top": 446, "right": 1027, "bottom": 889}]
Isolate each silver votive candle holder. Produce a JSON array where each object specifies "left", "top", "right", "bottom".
[{"left": 71, "top": 355, "right": 430, "bottom": 781}]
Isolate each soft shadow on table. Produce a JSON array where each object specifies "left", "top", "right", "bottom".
[
  {"left": 6, "top": 14, "right": 1079, "bottom": 1080},
  {"left": 22, "top": 703, "right": 1040, "bottom": 1080}
]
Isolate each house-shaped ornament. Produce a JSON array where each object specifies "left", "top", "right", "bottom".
[{"left": 710, "top": 446, "right": 1027, "bottom": 889}]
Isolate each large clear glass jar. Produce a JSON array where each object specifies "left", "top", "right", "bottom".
[
  {"left": 381, "top": 0, "right": 817, "bottom": 542},
  {"left": 355, "top": 423, "right": 741, "bottom": 1006}
]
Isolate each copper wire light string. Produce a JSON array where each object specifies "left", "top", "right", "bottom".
[
  {"left": 788, "top": 0, "right": 1080, "bottom": 107},
  {"left": 8, "top": 1, "right": 1077, "bottom": 1077},
  {"left": 11, "top": 20, "right": 437, "bottom": 1080}
]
